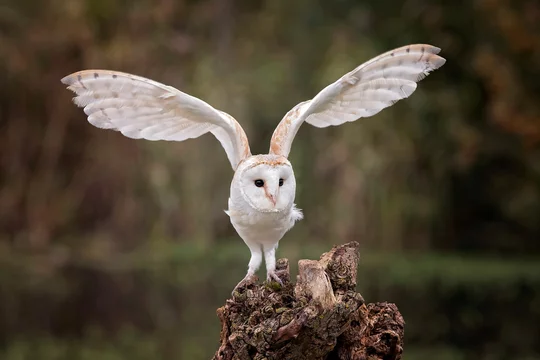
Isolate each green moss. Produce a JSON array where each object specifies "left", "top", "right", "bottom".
[{"left": 265, "top": 281, "right": 283, "bottom": 292}]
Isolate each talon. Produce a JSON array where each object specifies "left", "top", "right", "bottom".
[{"left": 266, "top": 271, "right": 284, "bottom": 287}]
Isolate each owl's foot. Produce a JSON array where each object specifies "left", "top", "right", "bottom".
[
  {"left": 231, "top": 273, "right": 258, "bottom": 297},
  {"left": 266, "top": 271, "right": 284, "bottom": 288}
]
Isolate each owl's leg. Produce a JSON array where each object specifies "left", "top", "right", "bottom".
[
  {"left": 232, "top": 241, "right": 262, "bottom": 296},
  {"left": 263, "top": 243, "right": 283, "bottom": 286},
  {"left": 245, "top": 242, "right": 263, "bottom": 278}
]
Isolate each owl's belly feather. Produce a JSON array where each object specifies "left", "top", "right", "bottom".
[{"left": 228, "top": 205, "right": 296, "bottom": 247}]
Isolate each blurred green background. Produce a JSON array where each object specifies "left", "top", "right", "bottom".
[{"left": 1, "top": 0, "right": 539, "bottom": 359}]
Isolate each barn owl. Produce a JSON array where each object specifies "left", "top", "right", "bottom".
[{"left": 61, "top": 44, "right": 445, "bottom": 294}]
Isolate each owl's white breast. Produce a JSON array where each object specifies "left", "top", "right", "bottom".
[{"left": 226, "top": 198, "right": 294, "bottom": 246}]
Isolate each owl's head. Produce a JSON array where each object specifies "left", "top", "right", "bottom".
[{"left": 233, "top": 155, "right": 296, "bottom": 213}]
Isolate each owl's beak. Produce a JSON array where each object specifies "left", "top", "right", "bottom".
[{"left": 264, "top": 186, "right": 277, "bottom": 207}]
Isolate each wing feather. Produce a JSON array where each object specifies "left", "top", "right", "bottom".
[
  {"left": 269, "top": 44, "right": 445, "bottom": 157},
  {"left": 62, "top": 70, "right": 251, "bottom": 170}
]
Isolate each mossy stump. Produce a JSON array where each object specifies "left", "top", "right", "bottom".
[{"left": 213, "top": 242, "right": 404, "bottom": 360}]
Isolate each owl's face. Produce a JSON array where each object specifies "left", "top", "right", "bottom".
[{"left": 237, "top": 156, "right": 296, "bottom": 213}]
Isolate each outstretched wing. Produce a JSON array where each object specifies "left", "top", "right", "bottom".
[
  {"left": 269, "top": 44, "right": 446, "bottom": 157},
  {"left": 61, "top": 70, "right": 251, "bottom": 170}
]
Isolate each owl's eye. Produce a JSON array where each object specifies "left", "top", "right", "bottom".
[
  {"left": 254, "top": 179, "right": 264, "bottom": 187},
  {"left": 279, "top": 178, "right": 284, "bottom": 187}
]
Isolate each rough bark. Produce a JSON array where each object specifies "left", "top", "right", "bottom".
[{"left": 213, "top": 242, "right": 404, "bottom": 360}]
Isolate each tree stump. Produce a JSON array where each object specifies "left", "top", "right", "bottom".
[{"left": 213, "top": 242, "right": 405, "bottom": 360}]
